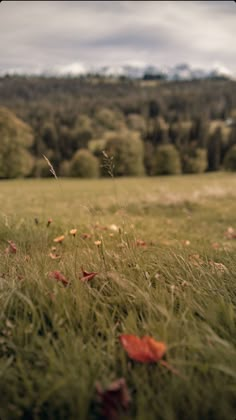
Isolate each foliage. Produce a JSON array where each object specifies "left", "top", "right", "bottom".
[
  {"left": 182, "top": 148, "right": 208, "bottom": 174},
  {"left": 0, "top": 106, "right": 33, "bottom": 178},
  {"left": 88, "top": 138, "right": 106, "bottom": 158},
  {"left": 223, "top": 145, "right": 236, "bottom": 171},
  {"left": 70, "top": 149, "right": 100, "bottom": 178},
  {"left": 94, "top": 108, "right": 122, "bottom": 130},
  {"left": 104, "top": 130, "right": 145, "bottom": 176},
  {"left": 155, "top": 144, "right": 181, "bottom": 175},
  {"left": 126, "top": 113, "right": 146, "bottom": 132},
  {"left": 207, "top": 127, "right": 222, "bottom": 171},
  {"left": 0, "top": 77, "right": 236, "bottom": 177}
]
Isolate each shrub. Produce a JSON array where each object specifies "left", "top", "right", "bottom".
[
  {"left": 70, "top": 149, "right": 99, "bottom": 178},
  {"left": 223, "top": 145, "right": 236, "bottom": 171},
  {"left": 154, "top": 144, "right": 181, "bottom": 175},
  {"left": 104, "top": 131, "right": 145, "bottom": 176},
  {"left": 182, "top": 148, "right": 208, "bottom": 174}
]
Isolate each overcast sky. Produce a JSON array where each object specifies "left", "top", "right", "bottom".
[{"left": 0, "top": 1, "right": 235, "bottom": 74}]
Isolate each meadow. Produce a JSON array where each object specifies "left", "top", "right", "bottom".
[{"left": 0, "top": 172, "right": 236, "bottom": 420}]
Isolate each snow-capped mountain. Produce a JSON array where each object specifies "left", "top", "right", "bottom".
[
  {"left": 51, "top": 62, "right": 234, "bottom": 80},
  {"left": 0, "top": 62, "right": 234, "bottom": 80},
  {"left": 97, "top": 63, "right": 233, "bottom": 80}
]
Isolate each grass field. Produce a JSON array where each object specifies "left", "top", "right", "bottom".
[{"left": 0, "top": 173, "right": 236, "bottom": 420}]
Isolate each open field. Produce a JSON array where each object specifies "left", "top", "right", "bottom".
[{"left": 0, "top": 173, "right": 236, "bottom": 420}]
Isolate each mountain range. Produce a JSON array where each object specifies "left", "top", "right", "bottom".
[{"left": 1, "top": 63, "right": 234, "bottom": 81}]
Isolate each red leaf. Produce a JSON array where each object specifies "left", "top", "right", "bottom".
[
  {"left": 49, "top": 270, "right": 69, "bottom": 287},
  {"left": 119, "top": 334, "right": 166, "bottom": 363},
  {"left": 80, "top": 266, "right": 98, "bottom": 282},
  {"left": 96, "top": 378, "right": 131, "bottom": 420}
]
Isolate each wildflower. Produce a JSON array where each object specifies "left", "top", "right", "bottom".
[
  {"left": 53, "top": 235, "right": 65, "bottom": 243},
  {"left": 109, "top": 224, "right": 119, "bottom": 232},
  {"left": 224, "top": 226, "right": 236, "bottom": 239}
]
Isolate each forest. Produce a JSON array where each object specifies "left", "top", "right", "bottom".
[{"left": 0, "top": 75, "right": 236, "bottom": 178}]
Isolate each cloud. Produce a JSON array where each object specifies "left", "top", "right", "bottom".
[{"left": 0, "top": 1, "right": 235, "bottom": 73}]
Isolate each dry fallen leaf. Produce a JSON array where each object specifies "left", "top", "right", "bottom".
[
  {"left": 49, "top": 270, "right": 69, "bottom": 286},
  {"left": 119, "top": 334, "right": 166, "bottom": 363},
  {"left": 209, "top": 261, "right": 229, "bottom": 273},
  {"left": 5, "top": 240, "right": 17, "bottom": 254},
  {"left": 96, "top": 378, "right": 131, "bottom": 420},
  {"left": 81, "top": 233, "right": 92, "bottom": 239},
  {"left": 212, "top": 242, "right": 220, "bottom": 249},
  {"left": 136, "top": 240, "right": 147, "bottom": 247},
  {"left": 189, "top": 254, "right": 204, "bottom": 266},
  {"left": 53, "top": 235, "right": 65, "bottom": 244},
  {"left": 80, "top": 267, "right": 98, "bottom": 282},
  {"left": 48, "top": 252, "right": 61, "bottom": 260},
  {"left": 94, "top": 223, "right": 108, "bottom": 231}
]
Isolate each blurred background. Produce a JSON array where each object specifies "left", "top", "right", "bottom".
[{"left": 0, "top": 0, "right": 235, "bottom": 179}]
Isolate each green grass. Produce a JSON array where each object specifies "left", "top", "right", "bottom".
[{"left": 0, "top": 173, "right": 236, "bottom": 420}]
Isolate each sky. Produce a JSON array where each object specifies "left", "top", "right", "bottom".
[{"left": 0, "top": 0, "right": 235, "bottom": 75}]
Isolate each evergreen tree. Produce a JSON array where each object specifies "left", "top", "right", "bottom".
[{"left": 207, "top": 127, "right": 222, "bottom": 171}]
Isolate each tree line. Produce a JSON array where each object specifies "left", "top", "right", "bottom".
[{"left": 0, "top": 75, "right": 236, "bottom": 178}]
